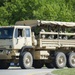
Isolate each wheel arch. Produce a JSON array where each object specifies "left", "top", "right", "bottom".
[{"left": 20, "top": 46, "right": 34, "bottom": 56}]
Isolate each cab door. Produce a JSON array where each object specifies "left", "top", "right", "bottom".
[
  {"left": 25, "top": 28, "right": 32, "bottom": 46},
  {"left": 14, "top": 28, "right": 25, "bottom": 49}
]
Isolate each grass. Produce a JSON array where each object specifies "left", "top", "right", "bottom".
[{"left": 52, "top": 68, "right": 75, "bottom": 75}]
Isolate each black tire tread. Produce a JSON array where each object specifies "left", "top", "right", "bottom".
[
  {"left": 66, "top": 52, "right": 75, "bottom": 68},
  {"left": 54, "top": 52, "right": 66, "bottom": 68},
  {"left": 19, "top": 52, "right": 33, "bottom": 69}
]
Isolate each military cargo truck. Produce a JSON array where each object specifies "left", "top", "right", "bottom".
[{"left": 0, "top": 20, "right": 75, "bottom": 69}]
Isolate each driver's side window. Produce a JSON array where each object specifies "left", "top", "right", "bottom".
[{"left": 15, "top": 29, "right": 23, "bottom": 38}]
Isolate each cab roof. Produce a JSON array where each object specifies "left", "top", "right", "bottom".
[{"left": 0, "top": 25, "right": 30, "bottom": 28}]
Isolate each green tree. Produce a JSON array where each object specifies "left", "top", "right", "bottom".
[{"left": 0, "top": 0, "right": 75, "bottom": 26}]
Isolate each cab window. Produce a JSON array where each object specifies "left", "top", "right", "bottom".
[
  {"left": 25, "top": 28, "right": 30, "bottom": 37},
  {"left": 0, "top": 28, "right": 14, "bottom": 39},
  {"left": 15, "top": 29, "right": 23, "bottom": 38}
]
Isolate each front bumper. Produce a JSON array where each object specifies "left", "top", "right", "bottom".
[{"left": 0, "top": 49, "right": 12, "bottom": 59}]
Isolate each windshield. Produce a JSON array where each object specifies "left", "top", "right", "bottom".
[{"left": 0, "top": 27, "right": 14, "bottom": 39}]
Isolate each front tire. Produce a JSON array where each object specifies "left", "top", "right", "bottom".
[
  {"left": 54, "top": 52, "right": 66, "bottom": 68},
  {"left": 19, "top": 52, "right": 33, "bottom": 69},
  {"left": 67, "top": 52, "right": 75, "bottom": 68}
]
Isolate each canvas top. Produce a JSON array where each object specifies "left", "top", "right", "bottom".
[{"left": 15, "top": 20, "right": 75, "bottom": 27}]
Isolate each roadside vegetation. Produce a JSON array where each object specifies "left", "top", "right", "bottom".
[{"left": 52, "top": 68, "right": 75, "bottom": 75}]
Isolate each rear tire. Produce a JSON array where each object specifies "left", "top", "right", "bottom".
[
  {"left": 54, "top": 52, "right": 66, "bottom": 68},
  {"left": 33, "top": 60, "right": 44, "bottom": 68},
  {"left": 19, "top": 52, "right": 33, "bottom": 69},
  {"left": 0, "top": 60, "right": 10, "bottom": 69},
  {"left": 67, "top": 52, "right": 75, "bottom": 68}
]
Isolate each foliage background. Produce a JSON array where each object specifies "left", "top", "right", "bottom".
[{"left": 0, "top": 0, "right": 75, "bottom": 25}]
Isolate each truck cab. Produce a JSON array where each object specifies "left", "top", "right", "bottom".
[
  {"left": 0, "top": 25, "right": 33, "bottom": 69},
  {"left": 13, "top": 26, "right": 32, "bottom": 49}
]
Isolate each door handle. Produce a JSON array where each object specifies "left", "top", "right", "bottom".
[{"left": 16, "top": 38, "right": 19, "bottom": 44}]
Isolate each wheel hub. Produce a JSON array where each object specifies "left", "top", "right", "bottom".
[
  {"left": 59, "top": 56, "right": 64, "bottom": 65},
  {"left": 25, "top": 56, "right": 31, "bottom": 66},
  {"left": 71, "top": 56, "right": 75, "bottom": 64},
  {"left": 26, "top": 58, "right": 30, "bottom": 64}
]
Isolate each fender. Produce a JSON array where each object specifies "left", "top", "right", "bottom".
[{"left": 20, "top": 46, "right": 33, "bottom": 55}]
